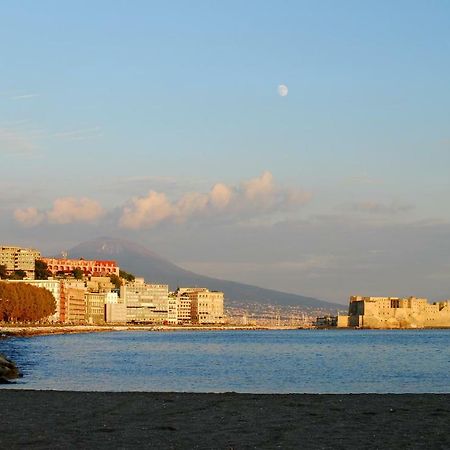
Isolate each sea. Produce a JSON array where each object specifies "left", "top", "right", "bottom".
[{"left": 1, "top": 329, "right": 450, "bottom": 393}]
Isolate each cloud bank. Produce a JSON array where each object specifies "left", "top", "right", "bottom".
[
  {"left": 13, "top": 172, "right": 311, "bottom": 229},
  {"left": 15, "top": 197, "right": 104, "bottom": 227},
  {"left": 119, "top": 171, "right": 311, "bottom": 229}
]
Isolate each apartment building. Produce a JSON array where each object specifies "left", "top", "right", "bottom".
[
  {"left": 0, "top": 245, "right": 41, "bottom": 279},
  {"left": 169, "top": 288, "right": 225, "bottom": 325},
  {"left": 189, "top": 289, "right": 224, "bottom": 324},
  {"left": 121, "top": 279, "right": 169, "bottom": 323},
  {"left": 62, "top": 280, "right": 87, "bottom": 323},
  {"left": 85, "top": 292, "right": 110, "bottom": 324}
]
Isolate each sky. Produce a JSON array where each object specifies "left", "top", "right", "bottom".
[{"left": 1, "top": 1, "right": 450, "bottom": 303}]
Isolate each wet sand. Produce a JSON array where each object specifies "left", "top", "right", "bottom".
[{"left": 1, "top": 391, "right": 449, "bottom": 449}]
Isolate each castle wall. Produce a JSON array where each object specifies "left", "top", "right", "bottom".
[{"left": 347, "top": 297, "right": 450, "bottom": 329}]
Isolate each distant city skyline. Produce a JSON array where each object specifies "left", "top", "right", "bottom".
[{"left": 1, "top": 1, "right": 450, "bottom": 302}]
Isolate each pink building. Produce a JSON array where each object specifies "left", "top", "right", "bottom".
[{"left": 42, "top": 257, "right": 119, "bottom": 277}]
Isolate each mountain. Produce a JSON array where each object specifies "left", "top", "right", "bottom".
[{"left": 68, "top": 237, "right": 343, "bottom": 311}]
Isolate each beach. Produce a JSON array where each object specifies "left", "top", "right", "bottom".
[
  {"left": 0, "top": 324, "right": 284, "bottom": 338},
  {"left": 1, "top": 391, "right": 449, "bottom": 449}
]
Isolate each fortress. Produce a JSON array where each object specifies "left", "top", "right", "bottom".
[{"left": 338, "top": 296, "right": 450, "bottom": 329}]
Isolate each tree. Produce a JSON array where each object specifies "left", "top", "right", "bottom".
[
  {"left": 72, "top": 268, "right": 84, "bottom": 280},
  {"left": 119, "top": 270, "right": 135, "bottom": 282},
  {"left": 8, "top": 270, "right": 26, "bottom": 280},
  {"left": 0, "top": 281, "right": 56, "bottom": 323},
  {"left": 35, "top": 259, "right": 52, "bottom": 280},
  {"left": 110, "top": 274, "right": 122, "bottom": 290},
  {"left": 0, "top": 265, "right": 7, "bottom": 280}
]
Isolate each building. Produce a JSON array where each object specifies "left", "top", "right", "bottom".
[
  {"left": 62, "top": 280, "right": 87, "bottom": 323},
  {"left": 176, "top": 289, "right": 192, "bottom": 325},
  {"left": 120, "top": 278, "right": 168, "bottom": 308},
  {"left": 189, "top": 289, "right": 224, "bottom": 324},
  {"left": 86, "top": 277, "right": 115, "bottom": 293},
  {"left": 85, "top": 292, "right": 107, "bottom": 324},
  {"left": 42, "top": 257, "right": 119, "bottom": 277},
  {"left": 7, "top": 279, "right": 61, "bottom": 322},
  {"left": 105, "top": 303, "right": 127, "bottom": 323},
  {"left": 340, "top": 295, "right": 450, "bottom": 329},
  {"left": 0, "top": 245, "right": 41, "bottom": 279},
  {"left": 121, "top": 279, "right": 169, "bottom": 323},
  {"left": 167, "top": 293, "right": 179, "bottom": 324},
  {"left": 168, "top": 288, "right": 224, "bottom": 325},
  {"left": 314, "top": 315, "right": 338, "bottom": 328}
]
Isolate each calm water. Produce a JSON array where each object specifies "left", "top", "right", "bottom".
[{"left": 1, "top": 329, "right": 450, "bottom": 393}]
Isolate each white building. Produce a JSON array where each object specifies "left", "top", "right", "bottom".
[
  {"left": 168, "top": 288, "right": 225, "bottom": 325},
  {"left": 120, "top": 279, "right": 169, "bottom": 323}
]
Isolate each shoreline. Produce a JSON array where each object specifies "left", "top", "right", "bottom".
[
  {"left": 1, "top": 391, "right": 449, "bottom": 449},
  {"left": 0, "top": 324, "right": 300, "bottom": 338},
  {"left": 3, "top": 325, "right": 450, "bottom": 338}
]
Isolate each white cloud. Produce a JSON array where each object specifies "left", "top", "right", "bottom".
[
  {"left": 14, "top": 207, "right": 44, "bottom": 227},
  {"left": 11, "top": 93, "right": 40, "bottom": 100},
  {"left": 14, "top": 197, "right": 104, "bottom": 227},
  {"left": 119, "top": 171, "right": 311, "bottom": 229},
  {"left": 47, "top": 197, "right": 104, "bottom": 224},
  {"left": 243, "top": 171, "right": 275, "bottom": 204},
  {"left": 119, "top": 191, "right": 174, "bottom": 229},
  {"left": 210, "top": 183, "right": 233, "bottom": 209}
]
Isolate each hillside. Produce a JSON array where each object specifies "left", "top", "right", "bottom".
[{"left": 68, "top": 237, "right": 343, "bottom": 311}]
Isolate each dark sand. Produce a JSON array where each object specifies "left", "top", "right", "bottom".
[{"left": 1, "top": 391, "right": 449, "bottom": 449}]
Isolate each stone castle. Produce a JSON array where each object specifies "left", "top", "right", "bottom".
[{"left": 338, "top": 296, "right": 450, "bottom": 329}]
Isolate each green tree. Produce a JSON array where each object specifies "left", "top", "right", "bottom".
[
  {"left": 110, "top": 273, "right": 122, "bottom": 289},
  {"left": 8, "top": 270, "right": 26, "bottom": 280},
  {"left": 72, "top": 268, "right": 84, "bottom": 280},
  {"left": 35, "top": 259, "right": 52, "bottom": 280},
  {"left": 0, "top": 264, "right": 7, "bottom": 280},
  {"left": 119, "top": 269, "right": 135, "bottom": 282}
]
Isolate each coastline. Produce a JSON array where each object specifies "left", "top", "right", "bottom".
[
  {"left": 1, "top": 390, "right": 449, "bottom": 449},
  {"left": 0, "top": 324, "right": 299, "bottom": 338}
]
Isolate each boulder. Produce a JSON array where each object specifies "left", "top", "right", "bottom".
[{"left": 0, "top": 354, "right": 21, "bottom": 383}]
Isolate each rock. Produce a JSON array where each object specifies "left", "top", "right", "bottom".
[{"left": 0, "top": 354, "right": 21, "bottom": 380}]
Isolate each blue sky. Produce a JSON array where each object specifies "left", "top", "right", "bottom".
[{"left": 1, "top": 1, "right": 450, "bottom": 302}]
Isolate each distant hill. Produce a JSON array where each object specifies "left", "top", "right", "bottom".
[{"left": 68, "top": 237, "right": 343, "bottom": 311}]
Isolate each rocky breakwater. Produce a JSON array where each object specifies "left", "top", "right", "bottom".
[{"left": 0, "top": 353, "right": 21, "bottom": 384}]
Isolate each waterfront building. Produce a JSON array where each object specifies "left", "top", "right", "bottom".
[
  {"left": 0, "top": 245, "right": 41, "bottom": 279},
  {"left": 340, "top": 295, "right": 450, "bottom": 329},
  {"left": 105, "top": 303, "right": 127, "bottom": 323},
  {"left": 42, "top": 257, "right": 119, "bottom": 277},
  {"left": 121, "top": 279, "right": 169, "bottom": 323},
  {"left": 189, "top": 289, "right": 224, "bottom": 324},
  {"left": 61, "top": 280, "right": 87, "bottom": 323},
  {"left": 169, "top": 288, "right": 225, "bottom": 325},
  {"left": 167, "top": 293, "right": 179, "bottom": 324},
  {"left": 85, "top": 292, "right": 108, "bottom": 324},
  {"left": 314, "top": 315, "right": 337, "bottom": 328},
  {"left": 177, "top": 293, "right": 192, "bottom": 324}
]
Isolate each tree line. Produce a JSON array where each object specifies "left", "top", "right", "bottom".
[{"left": 0, "top": 282, "right": 56, "bottom": 323}]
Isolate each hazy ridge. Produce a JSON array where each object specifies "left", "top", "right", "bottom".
[{"left": 68, "top": 237, "right": 342, "bottom": 310}]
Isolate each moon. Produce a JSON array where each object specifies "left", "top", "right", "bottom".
[{"left": 278, "top": 84, "right": 288, "bottom": 97}]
